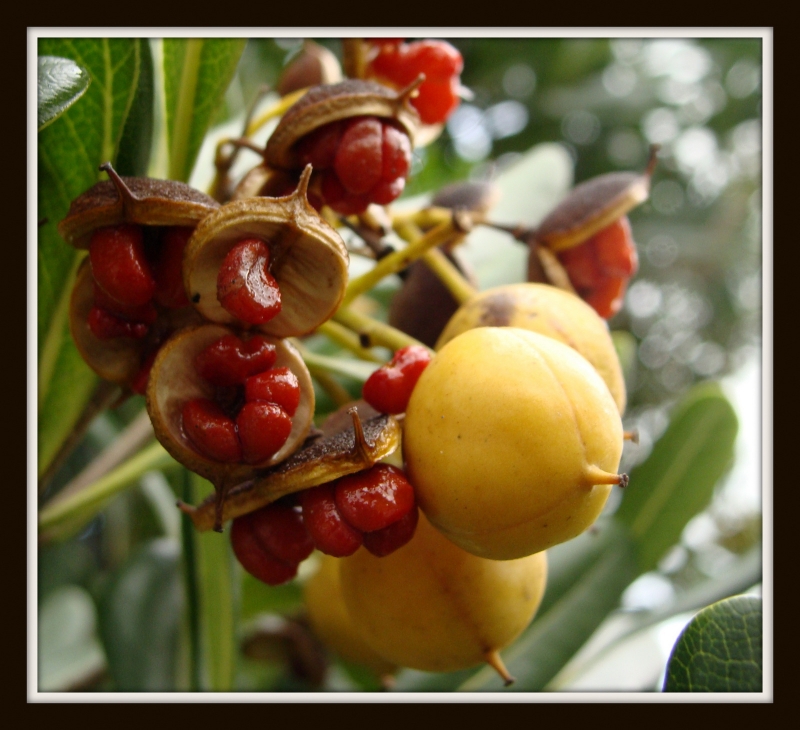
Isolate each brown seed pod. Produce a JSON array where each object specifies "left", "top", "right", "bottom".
[
  {"left": 430, "top": 180, "right": 501, "bottom": 218},
  {"left": 264, "top": 79, "right": 421, "bottom": 171},
  {"left": 182, "top": 166, "right": 349, "bottom": 338},
  {"left": 58, "top": 163, "right": 219, "bottom": 249},
  {"left": 146, "top": 323, "right": 315, "bottom": 490},
  {"left": 277, "top": 41, "right": 342, "bottom": 97},
  {"left": 180, "top": 410, "right": 401, "bottom": 532},
  {"left": 69, "top": 259, "right": 204, "bottom": 388},
  {"left": 534, "top": 146, "right": 658, "bottom": 254}
]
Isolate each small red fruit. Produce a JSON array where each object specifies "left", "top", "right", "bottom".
[
  {"left": 362, "top": 345, "right": 432, "bottom": 414},
  {"left": 244, "top": 367, "right": 301, "bottom": 416},
  {"left": 236, "top": 402, "right": 293, "bottom": 464},
  {"left": 182, "top": 398, "right": 242, "bottom": 463},
  {"left": 89, "top": 224, "right": 156, "bottom": 307},
  {"left": 231, "top": 503, "right": 314, "bottom": 586},
  {"left": 87, "top": 307, "right": 150, "bottom": 340},
  {"left": 302, "top": 484, "right": 363, "bottom": 557},
  {"left": 194, "top": 334, "right": 278, "bottom": 387},
  {"left": 153, "top": 227, "right": 193, "bottom": 308},
  {"left": 362, "top": 506, "right": 419, "bottom": 557},
  {"left": 334, "top": 464, "right": 416, "bottom": 533},
  {"left": 217, "top": 239, "right": 282, "bottom": 325}
]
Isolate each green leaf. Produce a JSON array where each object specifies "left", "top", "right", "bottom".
[
  {"left": 664, "top": 595, "right": 762, "bottom": 692},
  {"left": 615, "top": 381, "right": 739, "bottom": 573},
  {"left": 97, "top": 538, "right": 183, "bottom": 691},
  {"left": 38, "top": 38, "right": 142, "bottom": 476},
  {"left": 116, "top": 39, "right": 155, "bottom": 177},
  {"left": 39, "top": 585, "right": 106, "bottom": 691},
  {"left": 162, "top": 38, "right": 246, "bottom": 182},
  {"left": 192, "top": 475, "right": 237, "bottom": 691},
  {"left": 38, "top": 56, "right": 91, "bottom": 131}
]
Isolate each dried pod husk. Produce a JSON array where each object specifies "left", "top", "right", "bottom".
[
  {"left": 69, "top": 259, "right": 205, "bottom": 388},
  {"left": 58, "top": 163, "right": 219, "bottom": 250},
  {"left": 277, "top": 41, "right": 342, "bottom": 97},
  {"left": 183, "top": 166, "right": 349, "bottom": 338},
  {"left": 264, "top": 79, "right": 421, "bottom": 170},
  {"left": 146, "top": 323, "right": 315, "bottom": 487},
  {"left": 533, "top": 148, "right": 657, "bottom": 254},
  {"left": 388, "top": 248, "right": 477, "bottom": 348},
  {"left": 430, "top": 180, "right": 500, "bottom": 217},
  {"left": 181, "top": 411, "right": 401, "bottom": 532}
]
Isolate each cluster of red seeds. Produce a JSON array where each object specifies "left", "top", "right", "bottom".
[
  {"left": 296, "top": 115, "right": 412, "bottom": 215},
  {"left": 556, "top": 216, "right": 639, "bottom": 319},
  {"left": 367, "top": 39, "right": 464, "bottom": 125},
  {"left": 362, "top": 345, "right": 432, "bottom": 415},
  {"left": 88, "top": 224, "right": 194, "bottom": 392},
  {"left": 217, "top": 238, "right": 282, "bottom": 325},
  {"left": 182, "top": 334, "right": 300, "bottom": 465},
  {"left": 231, "top": 464, "right": 419, "bottom": 585}
]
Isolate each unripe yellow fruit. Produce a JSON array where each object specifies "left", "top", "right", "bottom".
[
  {"left": 436, "top": 282, "right": 627, "bottom": 413},
  {"left": 303, "top": 555, "right": 396, "bottom": 677},
  {"left": 404, "top": 327, "right": 625, "bottom": 560},
  {"left": 339, "top": 514, "right": 547, "bottom": 681}
]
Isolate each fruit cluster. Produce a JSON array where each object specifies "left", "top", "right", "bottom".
[{"left": 58, "top": 37, "right": 651, "bottom": 686}]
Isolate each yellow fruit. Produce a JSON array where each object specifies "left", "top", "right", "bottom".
[
  {"left": 404, "top": 327, "right": 625, "bottom": 560},
  {"left": 435, "top": 282, "right": 627, "bottom": 413},
  {"left": 339, "top": 514, "right": 547, "bottom": 681},
  {"left": 304, "top": 555, "right": 396, "bottom": 677}
]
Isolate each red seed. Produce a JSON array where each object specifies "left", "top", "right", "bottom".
[
  {"left": 217, "top": 239, "right": 282, "bottom": 325},
  {"left": 89, "top": 225, "right": 156, "bottom": 307},
  {"left": 244, "top": 367, "right": 301, "bottom": 416},
  {"left": 296, "top": 120, "right": 344, "bottom": 170},
  {"left": 594, "top": 216, "right": 638, "bottom": 278},
  {"left": 402, "top": 40, "right": 463, "bottom": 80},
  {"left": 362, "top": 345, "right": 432, "bottom": 414},
  {"left": 362, "top": 506, "right": 419, "bottom": 557},
  {"left": 240, "top": 503, "right": 314, "bottom": 566},
  {"left": 381, "top": 124, "right": 412, "bottom": 181},
  {"left": 153, "top": 226, "right": 193, "bottom": 308},
  {"left": 231, "top": 511, "right": 302, "bottom": 586},
  {"left": 412, "top": 78, "right": 461, "bottom": 125},
  {"left": 236, "top": 401, "right": 293, "bottom": 464},
  {"left": 182, "top": 398, "right": 242, "bottom": 462},
  {"left": 334, "top": 117, "right": 384, "bottom": 195},
  {"left": 585, "top": 276, "right": 628, "bottom": 320},
  {"left": 334, "top": 464, "right": 416, "bottom": 533},
  {"left": 92, "top": 282, "right": 158, "bottom": 325},
  {"left": 320, "top": 171, "right": 371, "bottom": 215},
  {"left": 301, "top": 484, "right": 363, "bottom": 557},
  {"left": 87, "top": 307, "right": 150, "bottom": 340},
  {"left": 194, "top": 334, "right": 277, "bottom": 387}
]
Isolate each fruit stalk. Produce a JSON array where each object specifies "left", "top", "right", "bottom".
[{"left": 332, "top": 306, "right": 432, "bottom": 354}]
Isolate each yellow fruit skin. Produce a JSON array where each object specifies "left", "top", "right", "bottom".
[
  {"left": 404, "top": 327, "right": 623, "bottom": 560},
  {"left": 304, "top": 555, "right": 396, "bottom": 676},
  {"left": 435, "top": 283, "right": 627, "bottom": 414},
  {"left": 339, "top": 514, "right": 547, "bottom": 674}
]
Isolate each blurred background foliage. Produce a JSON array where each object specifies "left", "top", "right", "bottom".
[{"left": 37, "top": 35, "right": 764, "bottom": 694}]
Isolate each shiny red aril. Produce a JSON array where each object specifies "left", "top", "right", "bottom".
[
  {"left": 334, "top": 117, "right": 384, "bottom": 195},
  {"left": 89, "top": 224, "right": 156, "bottom": 307},
  {"left": 557, "top": 216, "right": 638, "bottom": 320},
  {"left": 231, "top": 503, "right": 314, "bottom": 586},
  {"left": 194, "top": 334, "right": 277, "bottom": 387},
  {"left": 236, "top": 401, "right": 293, "bottom": 464},
  {"left": 92, "top": 282, "right": 158, "bottom": 324},
  {"left": 296, "top": 121, "right": 344, "bottom": 170},
  {"left": 301, "top": 484, "right": 363, "bottom": 557},
  {"left": 182, "top": 398, "right": 242, "bottom": 462},
  {"left": 217, "top": 239, "right": 282, "bottom": 325},
  {"left": 244, "top": 367, "right": 301, "bottom": 416},
  {"left": 362, "top": 345, "right": 432, "bottom": 414},
  {"left": 362, "top": 506, "right": 419, "bottom": 557},
  {"left": 87, "top": 307, "right": 150, "bottom": 340},
  {"left": 153, "top": 226, "right": 193, "bottom": 308},
  {"left": 334, "top": 464, "right": 416, "bottom": 533}
]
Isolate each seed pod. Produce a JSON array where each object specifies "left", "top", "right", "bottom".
[
  {"left": 265, "top": 79, "right": 420, "bottom": 171},
  {"left": 147, "top": 324, "right": 315, "bottom": 495},
  {"left": 179, "top": 410, "right": 401, "bottom": 532},
  {"left": 277, "top": 41, "right": 342, "bottom": 97},
  {"left": 183, "top": 166, "right": 349, "bottom": 337},
  {"left": 58, "top": 163, "right": 219, "bottom": 250}
]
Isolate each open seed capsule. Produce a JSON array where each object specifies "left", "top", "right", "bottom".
[
  {"left": 183, "top": 166, "right": 349, "bottom": 337},
  {"left": 179, "top": 410, "right": 401, "bottom": 532},
  {"left": 146, "top": 324, "right": 315, "bottom": 519}
]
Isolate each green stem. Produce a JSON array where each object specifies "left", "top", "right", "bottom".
[
  {"left": 299, "top": 346, "right": 379, "bottom": 383},
  {"left": 341, "top": 217, "right": 463, "bottom": 306},
  {"left": 421, "top": 248, "right": 477, "bottom": 305},
  {"left": 38, "top": 441, "right": 174, "bottom": 535},
  {"left": 311, "top": 370, "right": 354, "bottom": 408},
  {"left": 333, "top": 307, "right": 432, "bottom": 355},
  {"left": 245, "top": 88, "right": 308, "bottom": 137},
  {"left": 180, "top": 470, "right": 202, "bottom": 692},
  {"left": 316, "top": 320, "right": 384, "bottom": 363}
]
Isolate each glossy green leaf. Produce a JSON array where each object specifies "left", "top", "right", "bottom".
[
  {"left": 116, "top": 39, "right": 155, "bottom": 177},
  {"left": 192, "top": 475, "right": 237, "bottom": 691},
  {"left": 616, "top": 381, "right": 739, "bottom": 573},
  {"left": 39, "top": 585, "right": 106, "bottom": 691},
  {"left": 664, "top": 595, "right": 762, "bottom": 692},
  {"left": 162, "top": 38, "right": 246, "bottom": 182},
  {"left": 97, "top": 538, "right": 183, "bottom": 691},
  {"left": 38, "top": 38, "right": 142, "bottom": 476},
  {"left": 38, "top": 56, "right": 90, "bottom": 131}
]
